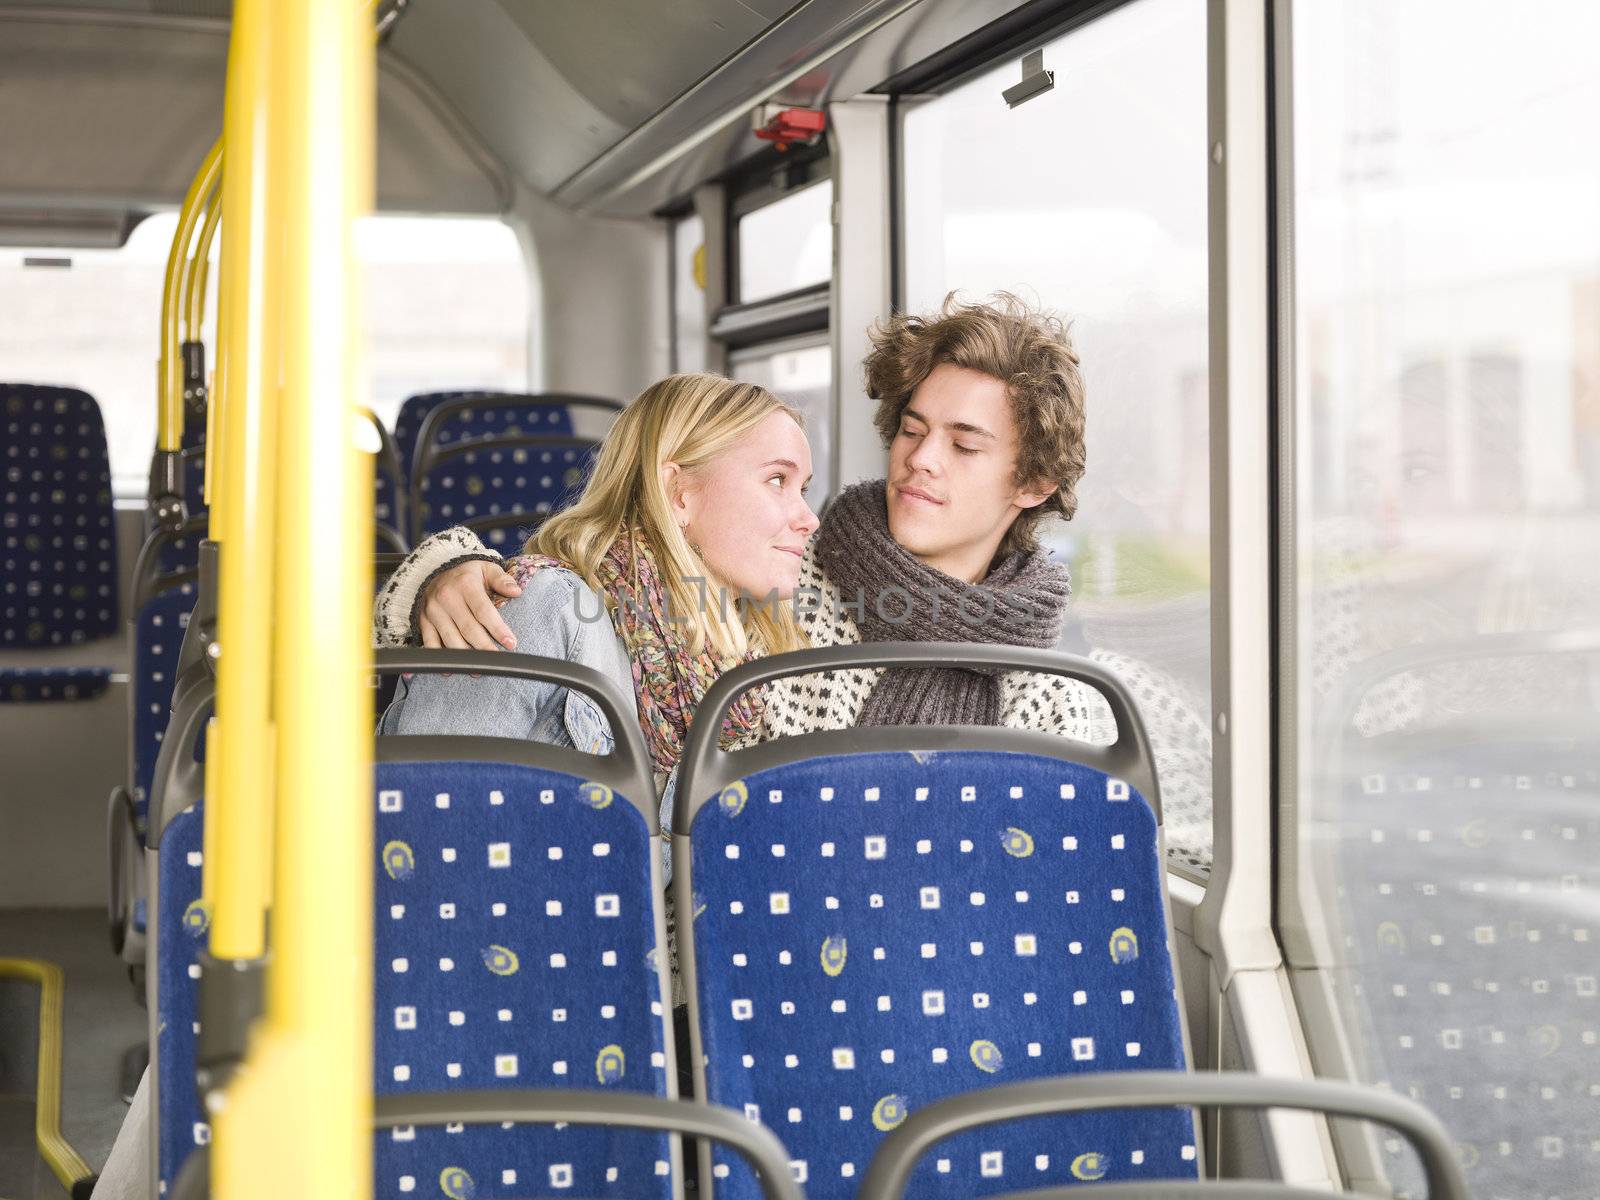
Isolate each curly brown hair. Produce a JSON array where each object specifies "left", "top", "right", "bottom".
[{"left": 864, "top": 292, "right": 1086, "bottom": 557}]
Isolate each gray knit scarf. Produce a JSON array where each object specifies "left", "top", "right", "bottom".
[{"left": 814, "top": 479, "right": 1073, "bottom": 726}]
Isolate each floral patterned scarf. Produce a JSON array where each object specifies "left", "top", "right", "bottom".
[{"left": 502, "top": 529, "right": 766, "bottom": 781}]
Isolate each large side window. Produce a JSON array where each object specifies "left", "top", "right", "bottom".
[
  {"left": 900, "top": 0, "right": 1211, "bottom": 875},
  {"left": 359, "top": 216, "right": 529, "bottom": 429},
  {"left": 1288, "top": 5, "right": 1600, "bottom": 1196},
  {"left": 1, "top": 213, "right": 183, "bottom": 498},
  {"left": 736, "top": 179, "right": 832, "bottom": 305},
  {"left": 0, "top": 214, "right": 528, "bottom": 497}
]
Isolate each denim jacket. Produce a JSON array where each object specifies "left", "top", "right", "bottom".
[
  {"left": 378, "top": 566, "right": 631, "bottom": 756},
  {"left": 376, "top": 544, "right": 707, "bottom": 881}
]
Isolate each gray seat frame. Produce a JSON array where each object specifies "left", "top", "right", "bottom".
[{"left": 671, "top": 643, "right": 1191, "bottom": 1197}]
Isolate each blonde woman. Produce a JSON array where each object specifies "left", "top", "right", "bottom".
[
  {"left": 91, "top": 377, "right": 818, "bottom": 1200},
  {"left": 376, "top": 373, "right": 818, "bottom": 791}
]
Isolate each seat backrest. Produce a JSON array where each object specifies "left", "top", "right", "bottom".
[
  {"left": 145, "top": 649, "right": 679, "bottom": 1198},
  {"left": 413, "top": 435, "right": 601, "bottom": 543},
  {"left": 674, "top": 644, "right": 1196, "bottom": 1200},
  {"left": 400, "top": 392, "right": 619, "bottom": 542},
  {"left": 130, "top": 579, "right": 199, "bottom": 842},
  {"left": 393, "top": 390, "right": 592, "bottom": 483},
  {"left": 2, "top": 384, "right": 119, "bottom": 648},
  {"left": 371, "top": 649, "right": 677, "bottom": 1199},
  {"left": 144, "top": 677, "right": 213, "bottom": 1197},
  {"left": 359, "top": 407, "right": 408, "bottom": 553}
]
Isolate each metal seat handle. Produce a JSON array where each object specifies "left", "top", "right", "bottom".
[
  {"left": 374, "top": 1090, "right": 803, "bottom": 1200},
  {"left": 374, "top": 648, "right": 657, "bottom": 822},
  {"left": 684, "top": 642, "right": 1160, "bottom": 807},
  {"left": 858, "top": 1071, "right": 1469, "bottom": 1200}
]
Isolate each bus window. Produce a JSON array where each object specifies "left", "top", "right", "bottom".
[
  {"left": 1, "top": 212, "right": 183, "bottom": 499},
  {"left": 900, "top": 0, "right": 1211, "bottom": 876},
  {"left": 728, "top": 336, "right": 833, "bottom": 502},
  {"left": 0, "top": 213, "right": 527, "bottom": 499},
  {"left": 736, "top": 179, "right": 833, "bottom": 305},
  {"left": 359, "top": 216, "right": 528, "bottom": 430},
  {"left": 671, "top": 212, "right": 708, "bottom": 373},
  {"left": 1290, "top": 4, "right": 1600, "bottom": 1195}
]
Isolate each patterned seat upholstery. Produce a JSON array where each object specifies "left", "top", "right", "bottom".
[
  {"left": 145, "top": 667, "right": 214, "bottom": 1194},
  {"left": 374, "top": 455, "right": 405, "bottom": 552},
  {"left": 1332, "top": 731, "right": 1600, "bottom": 1200},
  {"left": 393, "top": 390, "right": 618, "bottom": 542},
  {"left": 0, "top": 666, "right": 111, "bottom": 702},
  {"left": 1, "top": 384, "right": 119, "bottom": 677},
  {"left": 372, "top": 760, "right": 673, "bottom": 1199},
  {"left": 415, "top": 439, "right": 598, "bottom": 543},
  {"left": 393, "top": 391, "right": 576, "bottom": 485},
  {"left": 131, "top": 582, "right": 198, "bottom": 841},
  {"left": 154, "top": 801, "right": 209, "bottom": 1193},
  {"left": 685, "top": 750, "right": 1194, "bottom": 1199}
]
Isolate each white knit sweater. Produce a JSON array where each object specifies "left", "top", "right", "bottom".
[
  {"left": 763, "top": 547, "right": 1117, "bottom": 743},
  {"left": 374, "top": 528, "right": 1116, "bottom": 744}
]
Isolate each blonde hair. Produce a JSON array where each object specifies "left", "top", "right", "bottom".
[{"left": 528, "top": 373, "right": 809, "bottom": 661}]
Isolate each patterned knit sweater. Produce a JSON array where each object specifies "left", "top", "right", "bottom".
[{"left": 373, "top": 527, "right": 1116, "bottom": 744}]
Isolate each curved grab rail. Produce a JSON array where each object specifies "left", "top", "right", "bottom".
[
  {"left": 372, "top": 648, "right": 657, "bottom": 825},
  {"left": 677, "top": 643, "right": 1159, "bottom": 827},
  {"left": 374, "top": 1091, "right": 803, "bottom": 1200},
  {"left": 859, "top": 1071, "right": 1469, "bottom": 1200},
  {"left": 158, "top": 137, "right": 222, "bottom": 452},
  {"left": 175, "top": 1092, "right": 803, "bottom": 1200}
]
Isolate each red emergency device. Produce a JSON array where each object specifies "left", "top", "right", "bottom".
[{"left": 753, "top": 107, "right": 826, "bottom": 151}]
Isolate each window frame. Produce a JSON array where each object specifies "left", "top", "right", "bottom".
[{"left": 720, "top": 144, "right": 833, "bottom": 344}]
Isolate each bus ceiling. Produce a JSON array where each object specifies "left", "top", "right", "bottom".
[{"left": 0, "top": 0, "right": 1056, "bottom": 237}]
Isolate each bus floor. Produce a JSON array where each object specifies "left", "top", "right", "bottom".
[{"left": 0, "top": 910, "right": 145, "bottom": 1200}]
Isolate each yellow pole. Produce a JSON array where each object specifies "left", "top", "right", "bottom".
[
  {"left": 206, "top": 0, "right": 278, "bottom": 962},
  {"left": 185, "top": 184, "right": 224, "bottom": 344},
  {"left": 158, "top": 139, "right": 221, "bottom": 455},
  {"left": 210, "top": 0, "right": 375, "bottom": 1196}
]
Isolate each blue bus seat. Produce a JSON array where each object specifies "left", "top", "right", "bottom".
[
  {"left": 414, "top": 435, "right": 601, "bottom": 545},
  {"left": 393, "top": 390, "right": 581, "bottom": 483},
  {"left": 361, "top": 407, "right": 408, "bottom": 554},
  {"left": 393, "top": 391, "right": 620, "bottom": 542},
  {"left": 131, "top": 581, "right": 199, "bottom": 842},
  {"left": 1, "top": 384, "right": 119, "bottom": 686},
  {"left": 673, "top": 644, "right": 1197, "bottom": 1200},
  {"left": 372, "top": 648, "right": 678, "bottom": 1198},
  {"left": 144, "top": 677, "right": 213, "bottom": 1198}
]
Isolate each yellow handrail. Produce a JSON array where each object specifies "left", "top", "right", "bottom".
[
  {"left": 157, "top": 139, "right": 221, "bottom": 455},
  {"left": 184, "top": 181, "right": 223, "bottom": 345},
  {"left": 0, "top": 960, "right": 95, "bottom": 1193},
  {"left": 207, "top": 0, "right": 279, "bottom": 962},
  {"left": 187, "top": 184, "right": 223, "bottom": 509},
  {"left": 209, "top": 0, "right": 375, "bottom": 1196}
]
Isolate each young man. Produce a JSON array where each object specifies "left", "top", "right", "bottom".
[{"left": 376, "top": 293, "right": 1111, "bottom": 743}]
